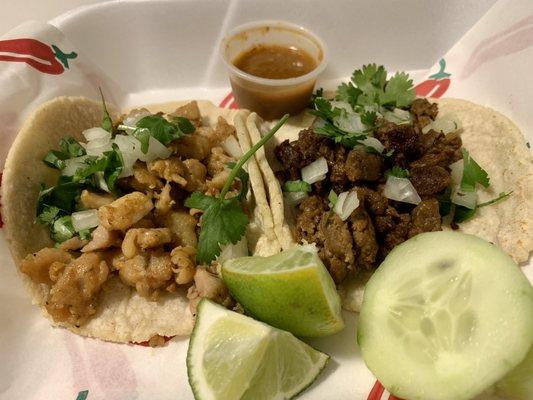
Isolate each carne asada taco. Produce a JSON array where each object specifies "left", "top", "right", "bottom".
[
  {"left": 247, "top": 65, "right": 533, "bottom": 313},
  {"left": 1, "top": 96, "right": 281, "bottom": 343}
]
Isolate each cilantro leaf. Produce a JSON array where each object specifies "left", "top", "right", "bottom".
[
  {"left": 196, "top": 198, "right": 249, "bottom": 264},
  {"left": 60, "top": 137, "right": 86, "bottom": 158},
  {"left": 38, "top": 181, "right": 81, "bottom": 215},
  {"left": 131, "top": 127, "right": 151, "bottom": 154},
  {"left": 461, "top": 149, "right": 489, "bottom": 191},
  {"left": 185, "top": 191, "right": 219, "bottom": 211},
  {"left": 136, "top": 114, "right": 195, "bottom": 146},
  {"left": 453, "top": 205, "right": 476, "bottom": 223},
  {"left": 103, "top": 144, "right": 124, "bottom": 190},
  {"left": 336, "top": 82, "right": 361, "bottom": 107},
  {"left": 381, "top": 72, "right": 416, "bottom": 108},
  {"left": 386, "top": 166, "right": 410, "bottom": 178},
  {"left": 185, "top": 114, "right": 289, "bottom": 264},
  {"left": 37, "top": 205, "right": 61, "bottom": 225},
  {"left": 43, "top": 150, "right": 67, "bottom": 170},
  {"left": 283, "top": 180, "right": 312, "bottom": 193},
  {"left": 437, "top": 186, "right": 452, "bottom": 217},
  {"left": 360, "top": 111, "right": 378, "bottom": 128},
  {"left": 352, "top": 64, "right": 387, "bottom": 93},
  {"left": 99, "top": 87, "right": 113, "bottom": 134},
  {"left": 328, "top": 190, "right": 338, "bottom": 208}
]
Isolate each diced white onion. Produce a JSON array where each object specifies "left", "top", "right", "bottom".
[
  {"left": 85, "top": 138, "right": 112, "bottom": 156},
  {"left": 422, "top": 114, "right": 462, "bottom": 134},
  {"left": 301, "top": 157, "right": 328, "bottom": 184},
  {"left": 217, "top": 236, "right": 249, "bottom": 265},
  {"left": 449, "top": 159, "right": 464, "bottom": 187},
  {"left": 451, "top": 188, "right": 477, "bottom": 209},
  {"left": 383, "top": 108, "right": 411, "bottom": 124},
  {"left": 221, "top": 135, "right": 242, "bottom": 158},
  {"left": 113, "top": 134, "right": 143, "bottom": 157},
  {"left": 62, "top": 156, "right": 89, "bottom": 176},
  {"left": 383, "top": 176, "right": 421, "bottom": 205},
  {"left": 330, "top": 101, "right": 353, "bottom": 113},
  {"left": 284, "top": 191, "right": 308, "bottom": 206},
  {"left": 138, "top": 136, "right": 172, "bottom": 163},
  {"left": 333, "top": 190, "right": 360, "bottom": 221},
  {"left": 71, "top": 209, "right": 99, "bottom": 232},
  {"left": 122, "top": 110, "right": 151, "bottom": 127},
  {"left": 83, "top": 127, "right": 111, "bottom": 142},
  {"left": 359, "top": 137, "right": 385, "bottom": 153}
]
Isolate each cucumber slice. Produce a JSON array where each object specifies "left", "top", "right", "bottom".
[
  {"left": 358, "top": 231, "right": 533, "bottom": 400},
  {"left": 495, "top": 345, "right": 533, "bottom": 400}
]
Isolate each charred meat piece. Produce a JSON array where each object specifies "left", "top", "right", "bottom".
[
  {"left": 410, "top": 98, "right": 438, "bottom": 131},
  {"left": 295, "top": 195, "right": 328, "bottom": 245},
  {"left": 411, "top": 131, "right": 463, "bottom": 168},
  {"left": 349, "top": 207, "right": 378, "bottom": 269},
  {"left": 410, "top": 165, "right": 450, "bottom": 196},
  {"left": 408, "top": 198, "right": 442, "bottom": 238},
  {"left": 357, "top": 187, "right": 389, "bottom": 216},
  {"left": 274, "top": 139, "right": 302, "bottom": 180},
  {"left": 375, "top": 122, "right": 421, "bottom": 162},
  {"left": 345, "top": 148, "right": 384, "bottom": 182},
  {"left": 318, "top": 212, "right": 355, "bottom": 283}
]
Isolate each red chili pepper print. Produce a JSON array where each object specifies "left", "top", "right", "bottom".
[
  {"left": 0, "top": 38, "right": 77, "bottom": 75},
  {"left": 218, "top": 92, "right": 239, "bottom": 109},
  {"left": 415, "top": 58, "right": 451, "bottom": 98},
  {"left": 367, "top": 381, "right": 404, "bottom": 400}
]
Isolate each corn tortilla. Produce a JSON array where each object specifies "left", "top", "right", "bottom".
[{"left": 1, "top": 97, "right": 277, "bottom": 342}]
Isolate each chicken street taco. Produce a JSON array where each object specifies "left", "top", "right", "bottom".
[
  {"left": 246, "top": 64, "right": 533, "bottom": 312},
  {"left": 1, "top": 95, "right": 285, "bottom": 343}
]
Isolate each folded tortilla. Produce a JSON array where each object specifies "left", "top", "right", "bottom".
[
  {"left": 246, "top": 98, "right": 533, "bottom": 313},
  {"left": 1, "top": 97, "right": 279, "bottom": 342}
]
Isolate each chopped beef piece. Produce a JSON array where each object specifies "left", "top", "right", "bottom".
[
  {"left": 411, "top": 131, "right": 463, "bottom": 168},
  {"left": 350, "top": 207, "right": 378, "bottom": 269},
  {"left": 357, "top": 187, "right": 389, "bottom": 216},
  {"left": 408, "top": 199, "right": 442, "bottom": 238},
  {"left": 410, "top": 98, "right": 438, "bottom": 131},
  {"left": 410, "top": 165, "right": 450, "bottom": 196},
  {"left": 297, "top": 129, "right": 335, "bottom": 166},
  {"left": 379, "top": 213, "right": 411, "bottom": 261},
  {"left": 345, "top": 148, "right": 384, "bottom": 182},
  {"left": 330, "top": 146, "right": 348, "bottom": 193},
  {"left": 318, "top": 212, "right": 355, "bottom": 283},
  {"left": 274, "top": 139, "right": 302, "bottom": 180},
  {"left": 295, "top": 195, "right": 327, "bottom": 245},
  {"left": 169, "top": 101, "right": 202, "bottom": 127},
  {"left": 375, "top": 122, "right": 421, "bottom": 162}
]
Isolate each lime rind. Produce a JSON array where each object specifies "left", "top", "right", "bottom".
[
  {"left": 222, "top": 245, "right": 344, "bottom": 337},
  {"left": 187, "top": 299, "right": 329, "bottom": 400}
]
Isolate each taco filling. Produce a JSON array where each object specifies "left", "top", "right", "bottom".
[
  {"left": 19, "top": 100, "right": 253, "bottom": 328},
  {"left": 273, "top": 65, "right": 511, "bottom": 285}
]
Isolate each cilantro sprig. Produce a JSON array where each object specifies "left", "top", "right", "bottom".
[
  {"left": 310, "top": 64, "right": 415, "bottom": 150},
  {"left": 119, "top": 114, "right": 195, "bottom": 153},
  {"left": 439, "top": 149, "right": 511, "bottom": 223},
  {"left": 185, "top": 114, "right": 289, "bottom": 264},
  {"left": 385, "top": 166, "right": 410, "bottom": 179}
]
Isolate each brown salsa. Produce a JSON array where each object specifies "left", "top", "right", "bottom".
[{"left": 233, "top": 44, "right": 317, "bottom": 79}]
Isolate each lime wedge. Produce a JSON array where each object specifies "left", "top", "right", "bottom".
[
  {"left": 187, "top": 299, "right": 329, "bottom": 400},
  {"left": 221, "top": 244, "right": 344, "bottom": 337}
]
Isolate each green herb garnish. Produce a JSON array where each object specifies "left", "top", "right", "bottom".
[
  {"left": 60, "top": 137, "right": 86, "bottom": 158},
  {"left": 328, "top": 190, "right": 338, "bottom": 208},
  {"left": 283, "top": 180, "right": 312, "bottom": 193},
  {"left": 453, "top": 191, "right": 512, "bottom": 223},
  {"left": 185, "top": 114, "right": 289, "bottom": 264},
  {"left": 136, "top": 115, "right": 195, "bottom": 146},
  {"left": 385, "top": 166, "right": 410, "bottom": 179},
  {"left": 460, "top": 149, "right": 490, "bottom": 192},
  {"left": 99, "top": 87, "right": 113, "bottom": 134},
  {"left": 310, "top": 64, "right": 415, "bottom": 150},
  {"left": 43, "top": 150, "right": 67, "bottom": 170}
]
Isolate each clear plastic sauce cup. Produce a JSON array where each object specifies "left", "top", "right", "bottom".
[{"left": 221, "top": 21, "right": 328, "bottom": 120}]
